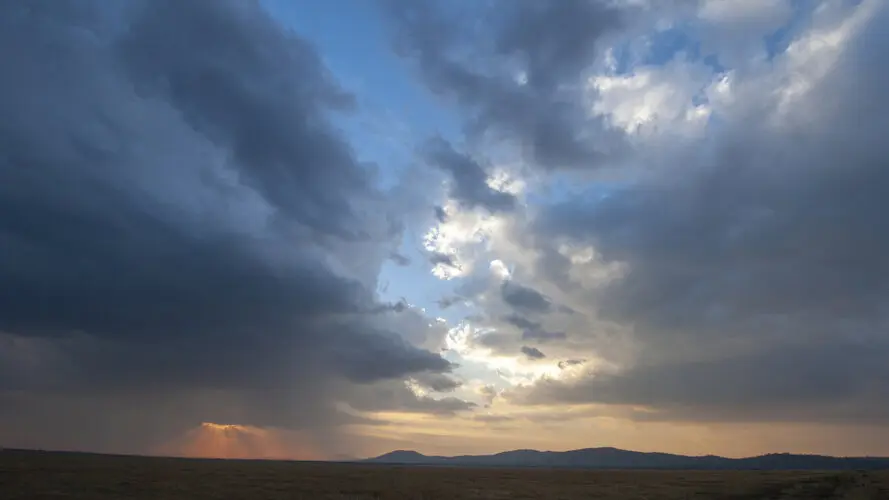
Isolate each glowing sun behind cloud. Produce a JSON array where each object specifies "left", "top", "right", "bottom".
[{"left": 155, "top": 423, "right": 320, "bottom": 461}]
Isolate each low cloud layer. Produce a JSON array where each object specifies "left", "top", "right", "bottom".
[
  {"left": 389, "top": 0, "right": 889, "bottom": 431},
  {"left": 0, "top": 0, "right": 462, "bottom": 455},
  {"left": 507, "top": 1, "right": 889, "bottom": 424},
  {"left": 4, "top": 0, "right": 889, "bottom": 459},
  {"left": 424, "top": 137, "right": 516, "bottom": 212},
  {"left": 386, "top": 0, "right": 627, "bottom": 171}
]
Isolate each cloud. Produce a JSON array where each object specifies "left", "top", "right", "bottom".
[
  {"left": 434, "top": 205, "right": 449, "bottom": 222},
  {"left": 5, "top": 0, "right": 889, "bottom": 459},
  {"left": 437, "top": 296, "right": 465, "bottom": 309},
  {"left": 422, "top": 197, "right": 514, "bottom": 280},
  {"left": 501, "top": 281, "right": 552, "bottom": 314},
  {"left": 410, "top": 372, "right": 463, "bottom": 393},
  {"left": 476, "top": 384, "right": 501, "bottom": 407},
  {"left": 522, "top": 329, "right": 567, "bottom": 343},
  {"left": 472, "top": 414, "right": 514, "bottom": 424},
  {"left": 589, "top": 57, "right": 714, "bottom": 139},
  {"left": 520, "top": 346, "right": 546, "bottom": 360},
  {"left": 429, "top": 251, "right": 462, "bottom": 272},
  {"left": 557, "top": 359, "right": 585, "bottom": 370},
  {"left": 474, "top": 330, "right": 522, "bottom": 355},
  {"left": 519, "top": 342, "right": 889, "bottom": 424},
  {"left": 346, "top": 379, "right": 477, "bottom": 416},
  {"left": 502, "top": 314, "right": 566, "bottom": 342},
  {"left": 502, "top": 314, "right": 539, "bottom": 331},
  {"left": 0, "top": 0, "right": 458, "bottom": 455},
  {"left": 696, "top": 0, "right": 795, "bottom": 66},
  {"left": 424, "top": 137, "right": 516, "bottom": 212},
  {"left": 385, "top": 0, "right": 628, "bottom": 171},
  {"left": 512, "top": 0, "right": 889, "bottom": 424}
]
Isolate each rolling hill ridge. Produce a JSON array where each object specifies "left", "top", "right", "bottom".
[{"left": 365, "top": 447, "right": 889, "bottom": 470}]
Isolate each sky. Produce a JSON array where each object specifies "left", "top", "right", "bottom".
[{"left": 1, "top": 0, "right": 888, "bottom": 461}]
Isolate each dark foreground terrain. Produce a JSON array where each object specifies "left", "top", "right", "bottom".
[{"left": 2, "top": 449, "right": 889, "bottom": 499}]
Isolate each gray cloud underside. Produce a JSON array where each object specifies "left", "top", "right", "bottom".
[
  {"left": 501, "top": 281, "right": 552, "bottom": 314},
  {"left": 0, "top": 0, "right": 465, "bottom": 454},
  {"left": 424, "top": 137, "right": 516, "bottom": 212},
  {"left": 429, "top": 251, "right": 461, "bottom": 270},
  {"left": 520, "top": 346, "right": 546, "bottom": 360},
  {"left": 385, "top": 0, "right": 627, "bottom": 171},
  {"left": 502, "top": 314, "right": 566, "bottom": 343},
  {"left": 379, "top": 0, "right": 889, "bottom": 427},
  {"left": 412, "top": 372, "right": 464, "bottom": 393},
  {"left": 514, "top": 4, "right": 889, "bottom": 424},
  {"left": 346, "top": 381, "right": 476, "bottom": 416}
]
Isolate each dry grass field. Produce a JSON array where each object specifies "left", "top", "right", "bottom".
[{"left": 2, "top": 449, "right": 889, "bottom": 499}]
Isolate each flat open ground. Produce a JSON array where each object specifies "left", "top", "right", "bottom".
[{"left": 2, "top": 449, "right": 889, "bottom": 499}]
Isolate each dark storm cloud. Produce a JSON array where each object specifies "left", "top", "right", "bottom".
[
  {"left": 434, "top": 205, "right": 449, "bottom": 222},
  {"left": 502, "top": 313, "right": 539, "bottom": 331},
  {"left": 0, "top": 0, "right": 459, "bottom": 454},
  {"left": 326, "top": 330, "right": 452, "bottom": 382},
  {"left": 385, "top": 0, "right": 627, "bottom": 171},
  {"left": 501, "top": 281, "right": 551, "bottom": 314},
  {"left": 118, "top": 0, "right": 368, "bottom": 239},
  {"left": 557, "top": 359, "right": 585, "bottom": 370},
  {"left": 474, "top": 330, "right": 519, "bottom": 353},
  {"left": 496, "top": 0, "right": 620, "bottom": 91},
  {"left": 502, "top": 314, "right": 566, "bottom": 342},
  {"left": 522, "top": 329, "right": 567, "bottom": 343},
  {"left": 345, "top": 380, "right": 476, "bottom": 416},
  {"left": 424, "top": 137, "right": 516, "bottom": 212},
  {"left": 429, "top": 251, "right": 461, "bottom": 270},
  {"left": 411, "top": 372, "right": 463, "bottom": 393},
  {"left": 520, "top": 346, "right": 546, "bottom": 360},
  {"left": 518, "top": 4, "right": 889, "bottom": 424}
]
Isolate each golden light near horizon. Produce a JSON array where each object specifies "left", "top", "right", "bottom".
[
  {"left": 199, "top": 422, "right": 255, "bottom": 433},
  {"left": 154, "top": 422, "right": 320, "bottom": 461}
]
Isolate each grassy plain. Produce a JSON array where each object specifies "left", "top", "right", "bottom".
[{"left": 2, "top": 449, "right": 889, "bottom": 499}]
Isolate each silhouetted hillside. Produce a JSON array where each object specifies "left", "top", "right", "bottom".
[{"left": 365, "top": 447, "right": 889, "bottom": 470}]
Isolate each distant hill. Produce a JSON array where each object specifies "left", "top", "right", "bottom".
[{"left": 365, "top": 447, "right": 889, "bottom": 470}]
